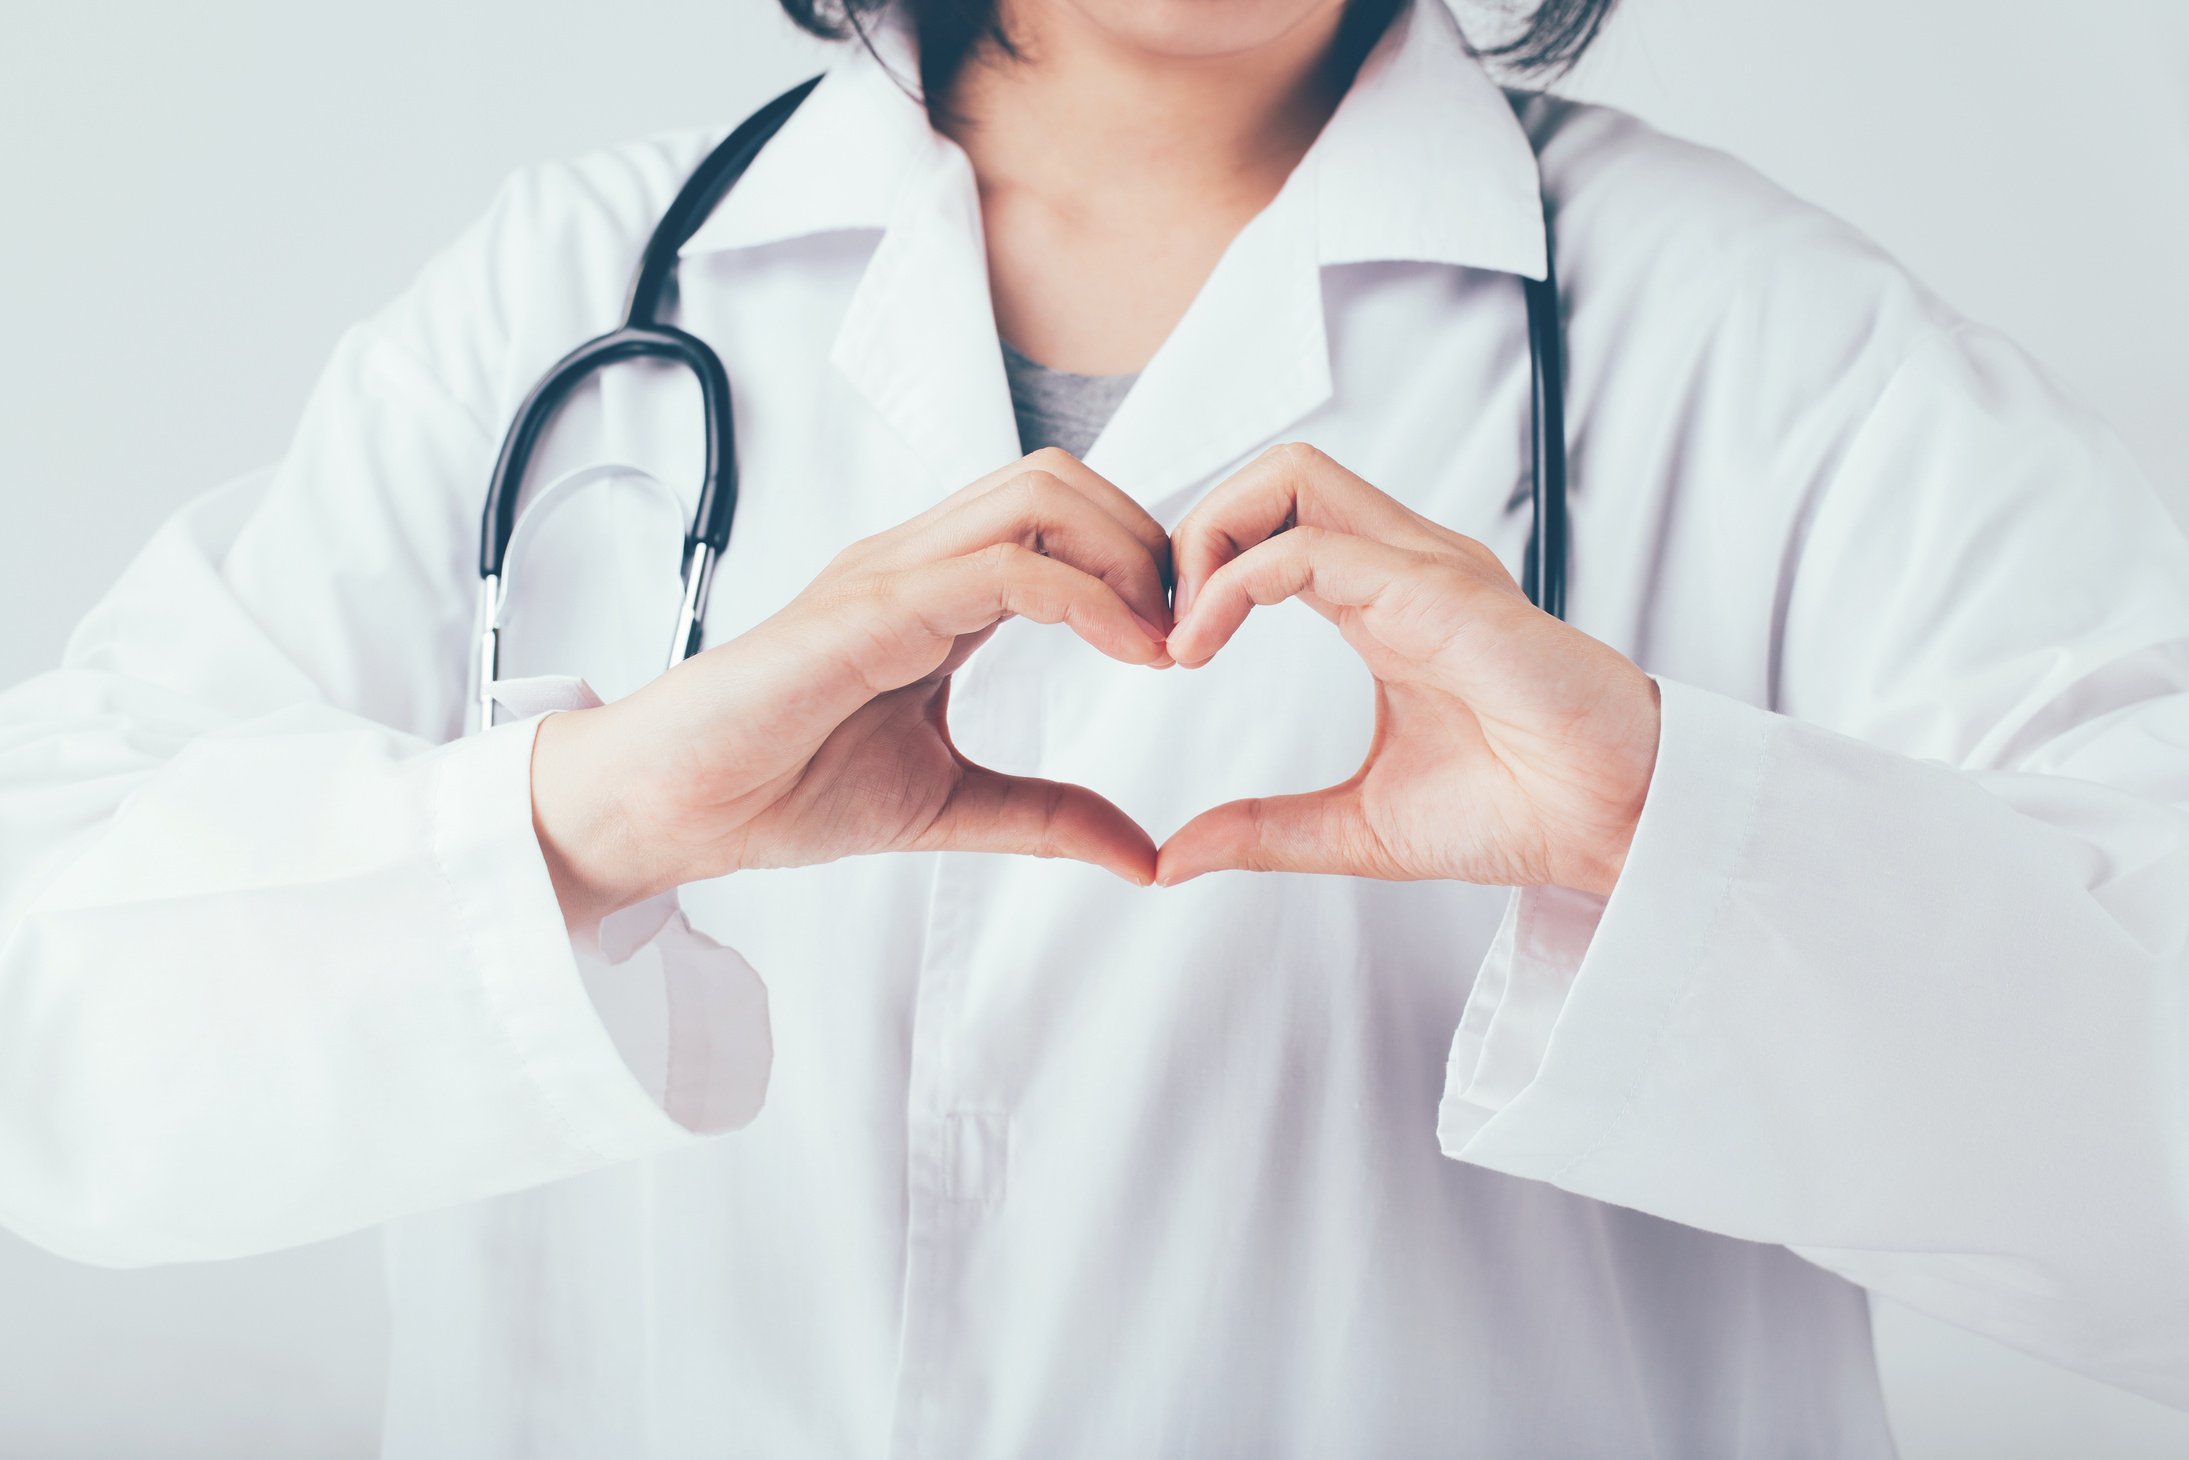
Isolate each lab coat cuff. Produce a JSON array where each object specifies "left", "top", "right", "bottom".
[
  {"left": 1436, "top": 677, "right": 1774, "bottom": 1179},
  {"left": 425, "top": 715, "right": 723, "bottom": 1166}
]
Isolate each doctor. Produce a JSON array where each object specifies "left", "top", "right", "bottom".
[{"left": 2, "top": 0, "right": 2186, "bottom": 1452}]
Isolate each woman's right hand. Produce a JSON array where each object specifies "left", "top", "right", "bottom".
[{"left": 529, "top": 449, "right": 1173, "bottom": 929}]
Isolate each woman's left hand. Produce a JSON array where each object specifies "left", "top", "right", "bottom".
[{"left": 1158, "top": 444, "right": 1662, "bottom": 895}]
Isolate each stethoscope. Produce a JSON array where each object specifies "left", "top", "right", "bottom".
[{"left": 473, "top": 75, "right": 1567, "bottom": 731}]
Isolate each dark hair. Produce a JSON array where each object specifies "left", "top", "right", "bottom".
[{"left": 776, "top": 0, "right": 1622, "bottom": 109}]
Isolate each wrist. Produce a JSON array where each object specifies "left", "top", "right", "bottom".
[
  {"left": 1563, "top": 669, "right": 1662, "bottom": 898},
  {"left": 529, "top": 705, "right": 677, "bottom": 933},
  {"left": 1562, "top": 830, "right": 1634, "bottom": 900}
]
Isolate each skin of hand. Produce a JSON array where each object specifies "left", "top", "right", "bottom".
[
  {"left": 529, "top": 448, "right": 1175, "bottom": 930},
  {"left": 1157, "top": 442, "right": 1663, "bottom": 896}
]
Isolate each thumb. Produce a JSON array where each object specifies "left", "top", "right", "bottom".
[
  {"left": 1154, "top": 786, "right": 1370, "bottom": 886},
  {"left": 917, "top": 765, "right": 1158, "bottom": 886}
]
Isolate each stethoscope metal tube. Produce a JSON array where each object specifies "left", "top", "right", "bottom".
[
  {"left": 476, "top": 573, "right": 502, "bottom": 734},
  {"left": 473, "top": 72, "right": 1568, "bottom": 731}
]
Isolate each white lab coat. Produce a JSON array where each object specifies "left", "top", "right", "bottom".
[{"left": 2, "top": 0, "right": 2186, "bottom": 1453}]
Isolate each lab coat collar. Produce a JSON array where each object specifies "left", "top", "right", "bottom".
[
  {"left": 680, "top": 0, "right": 1546, "bottom": 278},
  {"left": 678, "top": 0, "right": 1547, "bottom": 505},
  {"left": 1310, "top": 0, "right": 1549, "bottom": 279}
]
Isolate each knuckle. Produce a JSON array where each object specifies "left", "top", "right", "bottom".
[
  {"left": 816, "top": 563, "right": 881, "bottom": 601},
  {"left": 1448, "top": 532, "right": 1497, "bottom": 567},
  {"left": 824, "top": 535, "right": 878, "bottom": 575},
  {"left": 1242, "top": 799, "right": 1276, "bottom": 869},
  {"left": 1037, "top": 781, "right": 1070, "bottom": 857},
  {"left": 797, "top": 573, "right": 901, "bottom": 653},
  {"left": 1134, "top": 517, "right": 1172, "bottom": 561},
  {"left": 1459, "top": 538, "right": 1524, "bottom": 592},
  {"left": 1174, "top": 488, "right": 1243, "bottom": 546},
  {"left": 850, "top": 570, "right": 906, "bottom": 616},
  {"left": 1012, "top": 468, "right": 1066, "bottom": 499},
  {"left": 1263, "top": 440, "right": 1330, "bottom": 476},
  {"left": 1022, "top": 446, "right": 1080, "bottom": 477},
  {"left": 976, "top": 539, "right": 1032, "bottom": 574},
  {"left": 998, "top": 470, "right": 1064, "bottom": 521}
]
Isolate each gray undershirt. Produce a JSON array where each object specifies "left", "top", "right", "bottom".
[{"left": 1000, "top": 340, "right": 1139, "bottom": 459}]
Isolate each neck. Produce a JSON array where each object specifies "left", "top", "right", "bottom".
[
  {"left": 928, "top": 0, "right": 1397, "bottom": 375},
  {"left": 936, "top": 0, "right": 1375, "bottom": 219}
]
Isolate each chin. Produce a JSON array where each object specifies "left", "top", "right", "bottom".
[{"left": 1038, "top": 0, "right": 1350, "bottom": 62}]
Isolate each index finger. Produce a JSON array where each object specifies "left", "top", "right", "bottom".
[
  {"left": 1014, "top": 447, "right": 1173, "bottom": 579},
  {"left": 901, "top": 448, "right": 1172, "bottom": 581},
  {"left": 1171, "top": 442, "right": 1438, "bottom": 617},
  {"left": 905, "top": 469, "right": 1173, "bottom": 632}
]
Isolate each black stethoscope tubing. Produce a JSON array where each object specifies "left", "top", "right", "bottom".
[{"left": 475, "top": 74, "right": 1565, "bottom": 726}]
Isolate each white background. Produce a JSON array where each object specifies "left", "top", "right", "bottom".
[{"left": 2, "top": 1, "right": 2185, "bottom": 1454}]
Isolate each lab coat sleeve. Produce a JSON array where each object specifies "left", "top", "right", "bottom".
[
  {"left": 0, "top": 177, "right": 768, "bottom": 1268},
  {"left": 1437, "top": 320, "right": 2189, "bottom": 1404}
]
